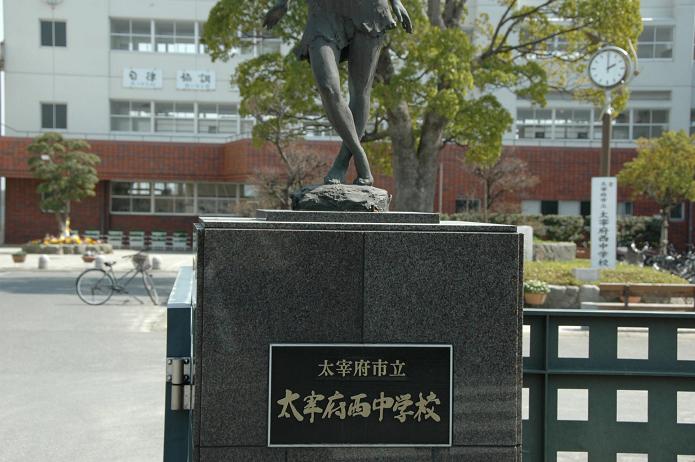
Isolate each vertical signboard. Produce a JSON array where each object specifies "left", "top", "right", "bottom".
[
  {"left": 591, "top": 177, "right": 617, "bottom": 269},
  {"left": 268, "top": 344, "right": 453, "bottom": 447},
  {"left": 123, "top": 68, "right": 163, "bottom": 89}
]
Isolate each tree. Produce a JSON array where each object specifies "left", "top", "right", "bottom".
[
  {"left": 27, "top": 133, "right": 100, "bottom": 236},
  {"left": 203, "top": 0, "right": 641, "bottom": 211},
  {"left": 236, "top": 53, "right": 328, "bottom": 208},
  {"left": 618, "top": 131, "right": 695, "bottom": 254},
  {"left": 466, "top": 150, "right": 539, "bottom": 221}
]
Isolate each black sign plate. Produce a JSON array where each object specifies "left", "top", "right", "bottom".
[{"left": 267, "top": 344, "right": 453, "bottom": 447}]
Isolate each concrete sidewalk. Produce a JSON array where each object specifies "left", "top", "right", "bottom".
[{"left": 0, "top": 246, "right": 195, "bottom": 272}]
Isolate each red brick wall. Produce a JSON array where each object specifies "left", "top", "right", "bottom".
[
  {"left": 2, "top": 136, "right": 693, "bottom": 248},
  {"left": 6, "top": 179, "right": 106, "bottom": 244}
]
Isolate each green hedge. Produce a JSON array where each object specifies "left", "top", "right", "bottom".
[
  {"left": 443, "top": 212, "right": 661, "bottom": 246},
  {"left": 525, "top": 259, "right": 687, "bottom": 286}
]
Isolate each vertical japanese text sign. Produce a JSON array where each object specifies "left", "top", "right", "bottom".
[
  {"left": 591, "top": 177, "right": 617, "bottom": 269},
  {"left": 268, "top": 344, "right": 453, "bottom": 447}
]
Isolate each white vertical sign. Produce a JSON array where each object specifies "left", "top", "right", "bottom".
[
  {"left": 123, "top": 68, "right": 163, "bottom": 89},
  {"left": 176, "top": 70, "right": 216, "bottom": 91},
  {"left": 591, "top": 177, "right": 617, "bottom": 269}
]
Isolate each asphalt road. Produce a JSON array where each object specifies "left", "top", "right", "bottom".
[{"left": 0, "top": 270, "right": 178, "bottom": 462}]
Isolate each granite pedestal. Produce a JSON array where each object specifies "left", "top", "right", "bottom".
[{"left": 194, "top": 211, "right": 523, "bottom": 461}]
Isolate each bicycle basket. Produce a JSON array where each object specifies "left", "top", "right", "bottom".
[{"left": 132, "top": 253, "right": 152, "bottom": 271}]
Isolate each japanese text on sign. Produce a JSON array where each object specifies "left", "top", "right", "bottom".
[
  {"left": 317, "top": 359, "right": 406, "bottom": 378},
  {"left": 122, "top": 68, "right": 163, "bottom": 89},
  {"left": 591, "top": 177, "right": 617, "bottom": 269},
  {"left": 277, "top": 389, "right": 441, "bottom": 424},
  {"left": 268, "top": 344, "right": 453, "bottom": 447},
  {"left": 176, "top": 70, "right": 216, "bottom": 91}
]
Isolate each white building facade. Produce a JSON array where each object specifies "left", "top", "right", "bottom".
[{"left": 2, "top": 0, "right": 695, "bottom": 143}]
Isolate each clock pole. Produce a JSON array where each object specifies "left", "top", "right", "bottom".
[{"left": 600, "top": 90, "right": 613, "bottom": 176}]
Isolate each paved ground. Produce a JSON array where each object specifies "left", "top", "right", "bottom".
[
  {"left": 0, "top": 245, "right": 195, "bottom": 272},
  {"left": 0, "top": 270, "right": 179, "bottom": 462}
]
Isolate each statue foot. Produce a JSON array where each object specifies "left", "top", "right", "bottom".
[
  {"left": 324, "top": 165, "right": 347, "bottom": 185},
  {"left": 353, "top": 176, "right": 374, "bottom": 187},
  {"left": 324, "top": 176, "right": 342, "bottom": 185}
]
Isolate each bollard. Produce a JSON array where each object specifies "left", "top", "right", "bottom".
[
  {"left": 94, "top": 255, "right": 105, "bottom": 269},
  {"left": 152, "top": 256, "right": 162, "bottom": 271},
  {"left": 38, "top": 255, "right": 49, "bottom": 270}
]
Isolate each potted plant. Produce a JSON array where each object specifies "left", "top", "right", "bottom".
[
  {"left": 12, "top": 251, "right": 27, "bottom": 263},
  {"left": 524, "top": 280, "right": 550, "bottom": 306}
]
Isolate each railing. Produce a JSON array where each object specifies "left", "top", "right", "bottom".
[{"left": 524, "top": 309, "right": 695, "bottom": 462}]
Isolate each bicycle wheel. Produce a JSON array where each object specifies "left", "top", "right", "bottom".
[
  {"left": 76, "top": 269, "right": 115, "bottom": 305},
  {"left": 142, "top": 272, "right": 160, "bottom": 305}
]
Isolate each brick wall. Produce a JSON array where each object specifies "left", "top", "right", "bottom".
[{"left": 2, "top": 136, "right": 692, "bottom": 247}]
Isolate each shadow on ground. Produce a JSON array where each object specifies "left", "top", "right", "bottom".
[{"left": 0, "top": 271, "right": 178, "bottom": 303}]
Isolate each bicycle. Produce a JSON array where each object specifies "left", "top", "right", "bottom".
[{"left": 75, "top": 251, "right": 160, "bottom": 305}]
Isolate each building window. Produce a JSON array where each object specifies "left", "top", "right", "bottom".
[
  {"left": 541, "top": 200, "right": 559, "bottom": 215},
  {"left": 155, "top": 21, "right": 196, "bottom": 54},
  {"left": 110, "top": 19, "right": 152, "bottom": 52},
  {"left": 153, "top": 182, "right": 195, "bottom": 214},
  {"left": 111, "top": 101, "right": 152, "bottom": 132},
  {"left": 633, "top": 109, "right": 668, "bottom": 139},
  {"left": 618, "top": 202, "right": 634, "bottom": 216},
  {"left": 517, "top": 108, "right": 553, "bottom": 139},
  {"left": 110, "top": 100, "right": 254, "bottom": 135},
  {"left": 111, "top": 182, "right": 152, "bottom": 213},
  {"left": 455, "top": 197, "right": 480, "bottom": 213},
  {"left": 670, "top": 203, "right": 685, "bottom": 221},
  {"left": 637, "top": 25, "right": 674, "bottom": 59},
  {"left": 198, "top": 104, "right": 239, "bottom": 134},
  {"left": 197, "top": 183, "right": 240, "bottom": 214},
  {"left": 41, "top": 103, "right": 67, "bottom": 129},
  {"left": 154, "top": 102, "right": 195, "bottom": 133},
  {"left": 110, "top": 182, "right": 249, "bottom": 215},
  {"left": 691, "top": 109, "right": 695, "bottom": 135},
  {"left": 580, "top": 201, "right": 591, "bottom": 217},
  {"left": 554, "top": 109, "right": 591, "bottom": 139},
  {"left": 41, "top": 20, "right": 66, "bottom": 47}
]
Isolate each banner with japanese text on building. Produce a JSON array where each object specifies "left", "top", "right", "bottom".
[
  {"left": 267, "top": 344, "right": 453, "bottom": 447},
  {"left": 591, "top": 177, "right": 617, "bottom": 269}
]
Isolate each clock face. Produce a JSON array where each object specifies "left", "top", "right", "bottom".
[{"left": 589, "top": 49, "right": 629, "bottom": 88}]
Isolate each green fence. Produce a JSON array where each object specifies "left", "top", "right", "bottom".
[{"left": 523, "top": 309, "right": 695, "bottom": 462}]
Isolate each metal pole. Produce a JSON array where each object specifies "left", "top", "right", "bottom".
[{"left": 600, "top": 91, "right": 613, "bottom": 177}]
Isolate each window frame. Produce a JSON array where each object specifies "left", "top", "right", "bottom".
[
  {"left": 516, "top": 106, "right": 670, "bottom": 142},
  {"left": 637, "top": 24, "right": 674, "bottom": 60},
  {"left": 109, "top": 100, "right": 255, "bottom": 135},
  {"left": 40, "top": 20, "right": 67, "bottom": 47},
  {"left": 41, "top": 103, "right": 68, "bottom": 130},
  {"left": 109, "top": 181, "right": 250, "bottom": 216}
]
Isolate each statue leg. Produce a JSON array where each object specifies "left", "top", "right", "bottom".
[
  {"left": 308, "top": 41, "right": 373, "bottom": 186},
  {"left": 345, "top": 32, "right": 383, "bottom": 185},
  {"left": 325, "top": 33, "right": 384, "bottom": 185}
]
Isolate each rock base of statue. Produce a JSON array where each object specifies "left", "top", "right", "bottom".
[{"left": 291, "top": 184, "right": 391, "bottom": 212}]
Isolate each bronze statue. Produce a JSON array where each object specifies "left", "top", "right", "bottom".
[{"left": 264, "top": 0, "right": 413, "bottom": 186}]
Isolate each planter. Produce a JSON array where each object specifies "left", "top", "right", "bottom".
[
  {"left": 525, "top": 292, "right": 548, "bottom": 306},
  {"left": 620, "top": 295, "right": 642, "bottom": 304},
  {"left": 82, "top": 254, "right": 96, "bottom": 263},
  {"left": 576, "top": 247, "right": 590, "bottom": 259},
  {"left": 12, "top": 254, "right": 26, "bottom": 263}
]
